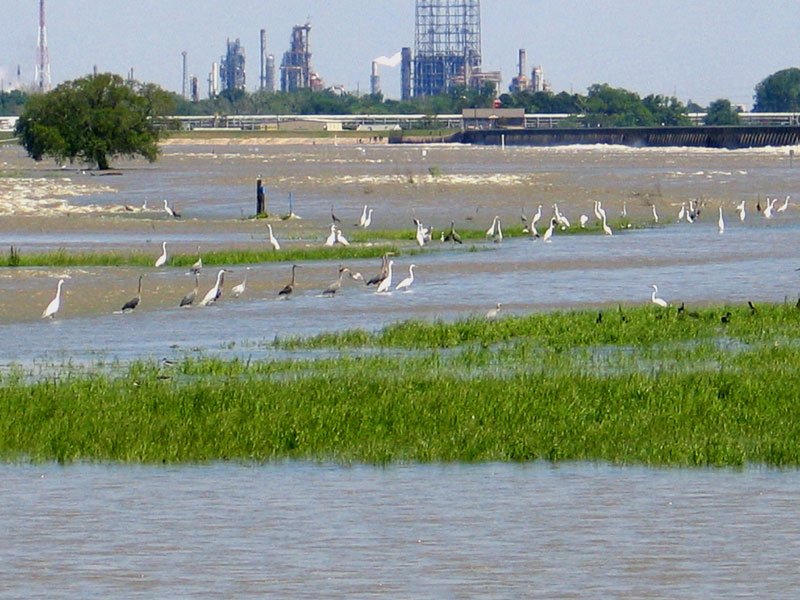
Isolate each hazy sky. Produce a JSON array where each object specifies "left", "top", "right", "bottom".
[{"left": 3, "top": 0, "right": 799, "bottom": 107}]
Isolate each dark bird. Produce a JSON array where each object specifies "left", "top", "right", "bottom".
[
  {"left": 366, "top": 252, "right": 393, "bottom": 286},
  {"left": 596, "top": 311, "right": 603, "bottom": 324},
  {"left": 279, "top": 264, "right": 300, "bottom": 297},
  {"left": 180, "top": 273, "right": 200, "bottom": 307},
  {"left": 721, "top": 312, "right": 731, "bottom": 324},
  {"left": 121, "top": 275, "right": 144, "bottom": 312},
  {"left": 163, "top": 199, "right": 181, "bottom": 219},
  {"left": 677, "top": 302, "right": 685, "bottom": 314},
  {"left": 796, "top": 297, "right": 800, "bottom": 309},
  {"left": 748, "top": 301, "right": 757, "bottom": 314},
  {"left": 443, "top": 220, "right": 463, "bottom": 244},
  {"left": 331, "top": 204, "right": 341, "bottom": 224},
  {"left": 323, "top": 266, "right": 349, "bottom": 296}
]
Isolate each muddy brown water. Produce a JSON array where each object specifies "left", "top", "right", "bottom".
[{"left": 1, "top": 141, "right": 799, "bottom": 364}]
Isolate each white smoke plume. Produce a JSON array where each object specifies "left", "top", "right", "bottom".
[{"left": 373, "top": 52, "right": 402, "bottom": 68}]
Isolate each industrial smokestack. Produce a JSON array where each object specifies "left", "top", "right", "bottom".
[
  {"left": 260, "top": 29, "right": 267, "bottom": 91},
  {"left": 370, "top": 61, "right": 380, "bottom": 96},
  {"left": 182, "top": 51, "right": 188, "bottom": 98},
  {"left": 265, "top": 54, "right": 275, "bottom": 92},
  {"left": 518, "top": 49, "right": 526, "bottom": 79},
  {"left": 401, "top": 47, "right": 412, "bottom": 100}
]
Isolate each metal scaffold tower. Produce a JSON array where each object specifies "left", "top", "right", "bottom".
[
  {"left": 413, "top": 0, "right": 481, "bottom": 97},
  {"left": 36, "top": 0, "right": 51, "bottom": 91}
]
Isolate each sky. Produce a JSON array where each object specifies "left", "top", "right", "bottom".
[{"left": 2, "top": 0, "right": 800, "bottom": 108}]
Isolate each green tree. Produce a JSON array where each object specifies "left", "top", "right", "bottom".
[
  {"left": 704, "top": 98, "right": 740, "bottom": 125},
  {"left": 582, "top": 84, "right": 655, "bottom": 127},
  {"left": 642, "top": 94, "right": 691, "bottom": 126},
  {"left": 754, "top": 68, "right": 800, "bottom": 112},
  {"left": 15, "top": 73, "right": 173, "bottom": 169}
]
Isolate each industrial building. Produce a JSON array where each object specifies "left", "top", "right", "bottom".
[
  {"left": 280, "top": 23, "right": 323, "bottom": 92},
  {"left": 509, "top": 49, "right": 549, "bottom": 94},
  {"left": 259, "top": 29, "right": 275, "bottom": 93},
  {"left": 402, "top": 0, "right": 500, "bottom": 99},
  {"left": 220, "top": 38, "right": 246, "bottom": 92}
]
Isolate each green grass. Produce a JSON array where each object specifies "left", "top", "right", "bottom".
[
  {"left": 0, "top": 244, "right": 406, "bottom": 268},
  {"left": 2, "top": 302, "right": 800, "bottom": 466}
]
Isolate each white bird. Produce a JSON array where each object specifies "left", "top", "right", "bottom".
[
  {"left": 492, "top": 218, "right": 503, "bottom": 243},
  {"left": 764, "top": 197, "right": 775, "bottom": 219},
  {"left": 531, "top": 204, "right": 543, "bottom": 229},
  {"left": 163, "top": 199, "right": 181, "bottom": 218},
  {"left": 542, "top": 218, "right": 556, "bottom": 243},
  {"left": 777, "top": 195, "right": 791, "bottom": 213},
  {"left": 267, "top": 223, "right": 281, "bottom": 251},
  {"left": 415, "top": 221, "right": 426, "bottom": 247},
  {"left": 141, "top": 199, "right": 148, "bottom": 211},
  {"left": 395, "top": 264, "right": 416, "bottom": 291},
  {"left": 154, "top": 241, "right": 168, "bottom": 267},
  {"left": 593, "top": 200, "right": 602, "bottom": 221},
  {"left": 361, "top": 208, "right": 373, "bottom": 228},
  {"left": 200, "top": 269, "right": 227, "bottom": 306},
  {"left": 579, "top": 214, "right": 589, "bottom": 228},
  {"left": 718, "top": 206, "right": 725, "bottom": 234},
  {"left": 231, "top": 268, "right": 249, "bottom": 297},
  {"left": 596, "top": 201, "right": 607, "bottom": 223},
  {"left": 651, "top": 205, "right": 659, "bottom": 223},
  {"left": 42, "top": 279, "right": 65, "bottom": 319},
  {"left": 553, "top": 203, "right": 570, "bottom": 229},
  {"left": 601, "top": 213, "right": 613, "bottom": 236},
  {"left": 486, "top": 302, "right": 502, "bottom": 320},
  {"left": 486, "top": 215, "right": 499, "bottom": 238},
  {"left": 335, "top": 228, "right": 350, "bottom": 246},
  {"left": 736, "top": 200, "right": 746, "bottom": 222},
  {"left": 376, "top": 260, "right": 394, "bottom": 293},
  {"left": 325, "top": 224, "right": 337, "bottom": 247},
  {"left": 621, "top": 202, "right": 627, "bottom": 218},
  {"left": 651, "top": 284, "right": 668, "bottom": 307},
  {"left": 357, "top": 204, "right": 368, "bottom": 227},
  {"left": 677, "top": 202, "right": 686, "bottom": 222}
]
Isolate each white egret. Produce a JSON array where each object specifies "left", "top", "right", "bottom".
[
  {"left": 415, "top": 221, "right": 426, "bottom": 247},
  {"left": 180, "top": 273, "right": 199, "bottom": 307},
  {"left": 356, "top": 204, "right": 368, "bottom": 227},
  {"left": 677, "top": 202, "right": 686, "bottom": 222},
  {"left": 601, "top": 213, "right": 613, "bottom": 236},
  {"left": 579, "top": 214, "right": 589, "bottom": 228},
  {"left": 621, "top": 202, "right": 627, "bottom": 218},
  {"left": 154, "top": 241, "right": 168, "bottom": 267},
  {"left": 553, "top": 203, "right": 570, "bottom": 229},
  {"left": 718, "top": 206, "right": 725, "bottom": 234},
  {"left": 650, "top": 284, "right": 668, "bottom": 307},
  {"left": 376, "top": 260, "right": 394, "bottom": 293},
  {"left": 736, "top": 200, "right": 746, "bottom": 222},
  {"left": 542, "top": 218, "right": 556, "bottom": 243},
  {"left": 278, "top": 264, "right": 300, "bottom": 297},
  {"left": 361, "top": 208, "right": 373, "bottom": 228},
  {"left": 486, "top": 215, "right": 499, "bottom": 238},
  {"left": 335, "top": 228, "right": 350, "bottom": 246},
  {"left": 492, "top": 218, "right": 503, "bottom": 243},
  {"left": 121, "top": 275, "right": 144, "bottom": 312},
  {"left": 764, "top": 197, "right": 775, "bottom": 219},
  {"left": 395, "top": 264, "right": 416, "bottom": 291},
  {"left": 651, "top": 205, "right": 659, "bottom": 223},
  {"left": 267, "top": 223, "right": 281, "bottom": 250},
  {"left": 777, "top": 195, "right": 791, "bottom": 213},
  {"left": 42, "top": 279, "right": 65, "bottom": 319},
  {"left": 596, "top": 201, "right": 607, "bottom": 222},
  {"left": 593, "top": 200, "right": 602, "bottom": 222},
  {"left": 325, "top": 224, "right": 337, "bottom": 246},
  {"left": 231, "top": 267, "right": 249, "bottom": 297},
  {"left": 199, "top": 269, "right": 227, "bottom": 306},
  {"left": 163, "top": 199, "right": 181, "bottom": 219},
  {"left": 532, "top": 204, "right": 543, "bottom": 229},
  {"left": 486, "top": 303, "right": 502, "bottom": 320},
  {"left": 367, "top": 253, "right": 393, "bottom": 286}
]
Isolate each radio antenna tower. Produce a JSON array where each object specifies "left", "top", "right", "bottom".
[{"left": 35, "top": 0, "right": 51, "bottom": 91}]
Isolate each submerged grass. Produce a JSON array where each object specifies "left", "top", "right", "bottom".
[
  {"left": 0, "top": 245, "right": 405, "bottom": 268},
  {"left": 3, "top": 302, "right": 800, "bottom": 467}
]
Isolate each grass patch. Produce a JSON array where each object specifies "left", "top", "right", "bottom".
[{"left": 3, "top": 302, "right": 800, "bottom": 466}]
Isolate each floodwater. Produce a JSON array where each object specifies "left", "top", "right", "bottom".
[
  {"left": 3, "top": 461, "right": 800, "bottom": 598},
  {"left": 1, "top": 138, "right": 799, "bottom": 365},
  {"left": 4, "top": 139, "right": 800, "bottom": 598}
]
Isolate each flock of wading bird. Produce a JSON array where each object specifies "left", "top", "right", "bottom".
[{"left": 40, "top": 193, "right": 794, "bottom": 321}]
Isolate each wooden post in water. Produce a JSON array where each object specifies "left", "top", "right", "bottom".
[{"left": 256, "top": 178, "right": 265, "bottom": 216}]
